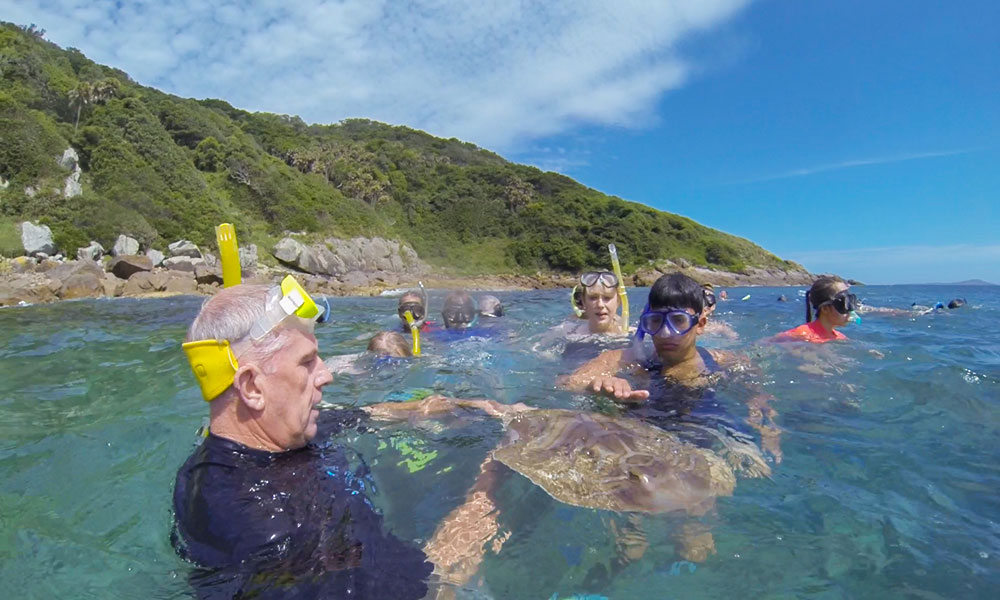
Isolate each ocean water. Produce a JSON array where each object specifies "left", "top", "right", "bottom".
[{"left": 1, "top": 285, "right": 998, "bottom": 599}]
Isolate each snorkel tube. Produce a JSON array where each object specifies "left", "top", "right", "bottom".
[
  {"left": 608, "top": 243, "right": 629, "bottom": 328},
  {"left": 403, "top": 310, "right": 421, "bottom": 356},
  {"left": 216, "top": 223, "right": 241, "bottom": 288}
]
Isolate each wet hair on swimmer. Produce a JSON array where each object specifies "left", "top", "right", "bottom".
[
  {"left": 367, "top": 331, "right": 412, "bottom": 357},
  {"left": 805, "top": 276, "right": 843, "bottom": 323},
  {"left": 478, "top": 294, "right": 504, "bottom": 317},
  {"left": 648, "top": 273, "right": 705, "bottom": 314}
]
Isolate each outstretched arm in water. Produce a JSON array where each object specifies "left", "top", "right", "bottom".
[
  {"left": 557, "top": 348, "right": 650, "bottom": 402},
  {"left": 710, "top": 349, "right": 782, "bottom": 465}
]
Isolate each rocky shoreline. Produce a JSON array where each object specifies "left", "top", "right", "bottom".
[
  {"left": 1, "top": 222, "right": 820, "bottom": 308},
  {"left": 0, "top": 256, "right": 818, "bottom": 308}
]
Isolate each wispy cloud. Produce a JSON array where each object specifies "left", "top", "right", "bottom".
[
  {"left": 3, "top": 0, "right": 752, "bottom": 151},
  {"left": 730, "top": 148, "right": 976, "bottom": 185}
]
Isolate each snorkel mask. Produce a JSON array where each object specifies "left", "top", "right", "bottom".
[
  {"left": 442, "top": 296, "right": 478, "bottom": 330},
  {"left": 635, "top": 303, "right": 702, "bottom": 339},
  {"left": 821, "top": 291, "right": 860, "bottom": 324},
  {"left": 808, "top": 289, "right": 861, "bottom": 325},
  {"left": 703, "top": 287, "right": 717, "bottom": 309},
  {"left": 182, "top": 275, "right": 331, "bottom": 402}
]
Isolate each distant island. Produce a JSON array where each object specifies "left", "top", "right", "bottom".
[{"left": 914, "top": 279, "right": 997, "bottom": 286}]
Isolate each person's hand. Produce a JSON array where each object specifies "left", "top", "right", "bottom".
[{"left": 588, "top": 376, "right": 649, "bottom": 402}]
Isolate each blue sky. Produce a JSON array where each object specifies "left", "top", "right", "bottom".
[{"left": 5, "top": 0, "right": 997, "bottom": 284}]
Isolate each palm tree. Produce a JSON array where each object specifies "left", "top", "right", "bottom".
[{"left": 68, "top": 82, "right": 94, "bottom": 132}]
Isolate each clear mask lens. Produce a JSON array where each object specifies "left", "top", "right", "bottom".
[{"left": 580, "top": 271, "right": 618, "bottom": 288}]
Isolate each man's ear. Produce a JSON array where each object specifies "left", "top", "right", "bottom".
[
  {"left": 695, "top": 313, "right": 708, "bottom": 333},
  {"left": 233, "top": 365, "right": 266, "bottom": 412}
]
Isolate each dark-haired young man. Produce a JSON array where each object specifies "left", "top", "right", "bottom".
[{"left": 561, "top": 272, "right": 781, "bottom": 461}]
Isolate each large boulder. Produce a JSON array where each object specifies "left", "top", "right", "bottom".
[
  {"left": 101, "top": 273, "right": 125, "bottom": 297},
  {"left": 0, "top": 274, "right": 60, "bottom": 306},
  {"left": 121, "top": 271, "right": 158, "bottom": 296},
  {"left": 58, "top": 147, "right": 79, "bottom": 171},
  {"left": 63, "top": 169, "right": 82, "bottom": 198},
  {"left": 272, "top": 238, "right": 330, "bottom": 275},
  {"left": 239, "top": 243, "right": 258, "bottom": 271},
  {"left": 325, "top": 236, "right": 426, "bottom": 274},
  {"left": 19, "top": 222, "right": 57, "bottom": 257},
  {"left": 76, "top": 241, "right": 105, "bottom": 262},
  {"left": 59, "top": 271, "right": 103, "bottom": 299},
  {"left": 109, "top": 254, "right": 153, "bottom": 279},
  {"left": 193, "top": 264, "right": 223, "bottom": 285},
  {"left": 163, "top": 272, "right": 198, "bottom": 294},
  {"left": 273, "top": 237, "right": 307, "bottom": 264},
  {"left": 145, "top": 248, "right": 165, "bottom": 267},
  {"left": 163, "top": 256, "right": 203, "bottom": 273},
  {"left": 340, "top": 270, "right": 373, "bottom": 288},
  {"left": 111, "top": 235, "right": 140, "bottom": 257},
  {"left": 168, "top": 240, "right": 202, "bottom": 259}
]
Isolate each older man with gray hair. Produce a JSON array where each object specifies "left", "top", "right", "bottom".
[{"left": 172, "top": 280, "right": 434, "bottom": 599}]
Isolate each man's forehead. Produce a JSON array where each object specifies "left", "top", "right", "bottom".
[{"left": 282, "top": 328, "right": 319, "bottom": 355}]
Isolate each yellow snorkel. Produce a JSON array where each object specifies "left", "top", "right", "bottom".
[
  {"left": 216, "top": 223, "right": 241, "bottom": 288},
  {"left": 608, "top": 243, "right": 629, "bottom": 328},
  {"left": 403, "top": 310, "right": 421, "bottom": 356}
]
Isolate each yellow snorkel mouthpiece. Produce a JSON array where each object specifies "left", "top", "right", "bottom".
[
  {"left": 608, "top": 243, "right": 629, "bottom": 328},
  {"left": 182, "top": 339, "right": 239, "bottom": 402},
  {"left": 216, "top": 223, "right": 241, "bottom": 288},
  {"left": 403, "top": 310, "right": 422, "bottom": 356}
]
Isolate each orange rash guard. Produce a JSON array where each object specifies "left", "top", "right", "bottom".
[{"left": 775, "top": 320, "right": 847, "bottom": 344}]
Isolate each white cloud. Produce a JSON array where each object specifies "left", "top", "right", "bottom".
[{"left": 2, "top": 0, "right": 751, "bottom": 150}]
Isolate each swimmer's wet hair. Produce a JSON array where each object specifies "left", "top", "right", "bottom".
[
  {"left": 478, "top": 294, "right": 504, "bottom": 317},
  {"left": 648, "top": 273, "right": 705, "bottom": 313},
  {"left": 806, "top": 276, "right": 843, "bottom": 322},
  {"left": 367, "top": 331, "right": 412, "bottom": 357}
]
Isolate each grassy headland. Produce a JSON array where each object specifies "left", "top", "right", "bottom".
[{"left": 0, "top": 22, "right": 804, "bottom": 278}]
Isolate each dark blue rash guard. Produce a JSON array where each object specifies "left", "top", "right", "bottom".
[{"left": 171, "top": 409, "right": 432, "bottom": 599}]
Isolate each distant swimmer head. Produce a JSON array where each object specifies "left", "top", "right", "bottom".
[
  {"left": 571, "top": 285, "right": 586, "bottom": 318},
  {"left": 777, "top": 295, "right": 788, "bottom": 302},
  {"left": 397, "top": 291, "right": 427, "bottom": 329},
  {"left": 478, "top": 294, "right": 504, "bottom": 317},
  {"left": 367, "top": 331, "right": 413, "bottom": 358},
  {"left": 947, "top": 298, "right": 967, "bottom": 309},
  {"left": 442, "top": 290, "right": 478, "bottom": 330},
  {"left": 701, "top": 282, "right": 717, "bottom": 314},
  {"left": 805, "top": 277, "right": 856, "bottom": 325}
]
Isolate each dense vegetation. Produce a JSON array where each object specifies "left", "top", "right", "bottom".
[{"left": 0, "top": 22, "right": 798, "bottom": 275}]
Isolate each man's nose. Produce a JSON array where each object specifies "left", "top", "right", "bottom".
[{"left": 316, "top": 358, "right": 334, "bottom": 386}]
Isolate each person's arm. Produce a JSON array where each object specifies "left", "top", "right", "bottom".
[
  {"left": 557, "top": 348, "right": 649, "bottom": 402},
  {"left": 709, "top": 349, "right": 782, "bottom": 464}
]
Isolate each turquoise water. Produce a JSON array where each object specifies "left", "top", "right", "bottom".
[{"left": 2, "top": 286, "right": 998, "bottom": 599}]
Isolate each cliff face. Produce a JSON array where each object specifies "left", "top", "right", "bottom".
[{"left": 0, "top": 21, "right": 808, "bottom": 282}]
